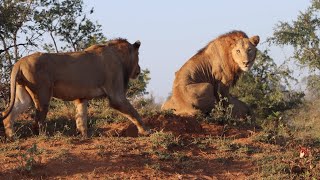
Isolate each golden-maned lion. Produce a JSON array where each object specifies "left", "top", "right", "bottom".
[
  {"left": 1, "top": 39, "right": 150, "bottom": 139},
  {"left": 162, "top": 31, "right": 260, "bottom": 117}
]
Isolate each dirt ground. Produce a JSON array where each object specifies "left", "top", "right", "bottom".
[{"left": 0, "top": 114, "right": 309, "bottom": 179}]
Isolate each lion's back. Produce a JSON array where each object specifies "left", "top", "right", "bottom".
[{"left": 16, "top": 45, "right": 123, "bottom": 101}]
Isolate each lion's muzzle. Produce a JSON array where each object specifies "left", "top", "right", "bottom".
[{"left": 133, "top": 65, "right": 141, "bottom": 79}]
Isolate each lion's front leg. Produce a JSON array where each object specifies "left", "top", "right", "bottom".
[
  {"left": 109, "top": 95, "right": 150, "bottom": 136},
  {"left": 74, "top": 99, "right": 88, "bottom": 137}
]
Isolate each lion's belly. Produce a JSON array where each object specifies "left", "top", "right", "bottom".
[{"left": 52, "top": 84, "right": 104, "bottom": 101}]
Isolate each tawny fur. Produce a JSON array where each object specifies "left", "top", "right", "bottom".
[
  {"left": 162, "top": 31, "right": 260, "bottom": 117},
  {"left": 1, "top": 39, "right": 149, "bottom": 139}
]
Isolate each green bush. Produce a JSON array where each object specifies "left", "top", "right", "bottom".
[{"left": 231, "top": 50, "right": 304, "bottom": 120}]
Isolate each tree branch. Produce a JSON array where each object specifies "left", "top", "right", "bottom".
[{"left": 0, "top": 42, "right": 32, "bottom": 54}]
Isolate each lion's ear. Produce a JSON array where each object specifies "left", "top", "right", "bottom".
[
  {"left": 133, "top": 40, "right": 141, "bottom": 49},
  {"left": 249, "top": 36, "right": 260, "bottom": 47}
]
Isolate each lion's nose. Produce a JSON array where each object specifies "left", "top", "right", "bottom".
[
  {"left": 243, "top": 61, "right": 249, "bottom": 66},
  {"left": 136, "top": 71, "right": 140, "bottom": 76},
  {"left": 136, "top": 66, "right": 141, "bottom": 76}
]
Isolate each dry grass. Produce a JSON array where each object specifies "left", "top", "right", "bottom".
[
  {"left": 0, "top": 98, "right": 320, "bottom": 179},
  {"left": 284, "top": 99, "right": 320, "bottom": 140}
]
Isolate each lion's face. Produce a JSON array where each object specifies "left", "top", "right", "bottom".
[
  {"left": 231, "top": 36, "right": 260, "bottom": 72},
  {"left": 130, "top": 41, "right": 141, "bottom": 79}
]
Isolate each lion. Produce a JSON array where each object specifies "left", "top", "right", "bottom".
[
  {"left": 1, "top": 38, "right": 150, "bottom": 139},
  {"left": 161, "top": 30, "right": 260, "bottom": 117}
]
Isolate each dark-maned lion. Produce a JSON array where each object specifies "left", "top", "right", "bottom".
[
  {"left": 162, "top": 31, "right": 260, "bottom": 117},
  {"left": 1, "top": 39, "right": 150, "bottom": 139}
]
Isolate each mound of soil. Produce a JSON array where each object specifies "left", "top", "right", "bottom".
[
  {"left": 144, "top": 114, "right": 203, "bottom": 134},
  {"left": 102, "top": 114, "right": 254, "bottom": 139},
  {"left": 201, "top": 123, "right": 254, "bottom": 138},
  {"left": 102, "top": 114, "right": 203, "bottom": 137}
]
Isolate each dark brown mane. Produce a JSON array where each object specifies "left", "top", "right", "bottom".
[
  {"left": 84, "top": 38, "right": 130, "bottom": 51},
  {"left": 106, "top": 38, "right": 130, "bottom": 46},
  {"left": 112, "top": 38, "right": 129, "bottom": 43},
  {"left": 196, "top": 30, "right": 248, "bottom": 55}
]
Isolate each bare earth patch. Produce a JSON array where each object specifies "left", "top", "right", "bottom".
[{"left": 0, "top": 114, "right": 318, "bottom": 179}]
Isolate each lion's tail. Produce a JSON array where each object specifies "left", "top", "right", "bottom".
[{"left": 1, "top": 65, "right": 20, "bottom": 121}]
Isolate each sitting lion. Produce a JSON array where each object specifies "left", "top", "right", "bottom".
[
  {"left": 162, "top": 31, "right": 259, "bottom": 117},
  {"left": 1, "top": 39, "right": 150, "bottom": 139}
]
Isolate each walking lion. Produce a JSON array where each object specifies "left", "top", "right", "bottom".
[{"left": 1, "top": 39, "right": 150, "bottom": 139}]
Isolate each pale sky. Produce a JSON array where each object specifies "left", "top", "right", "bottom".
[{"left": 84, "top": 0, "right": 311, "bottom": 102}]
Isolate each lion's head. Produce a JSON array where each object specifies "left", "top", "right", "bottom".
[{"left": 231, "top": 36, "right": 260, "bottom": 72}]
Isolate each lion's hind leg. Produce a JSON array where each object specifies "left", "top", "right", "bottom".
[
  {"left": 74, "top": 99, "right": 88, "bottom": 137},
  {"left": 2, "top": 85, "right": 32, "bottom": 139},
  {"left": 164, "top": 96, "right": 199, "bottom": 116},
  {"left": 185, "top": 83, "right": 216, "bottom": 114},
  {"left": 161, "top": 97, "right": 176, "bottom": 112}
]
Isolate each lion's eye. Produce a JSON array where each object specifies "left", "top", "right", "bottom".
[{"left": 236, "top": 50, "right": 240, "bottom": 54}]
